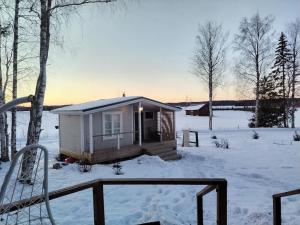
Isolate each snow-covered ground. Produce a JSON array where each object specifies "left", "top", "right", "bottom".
[{"left": 1, "top": 110, "right": 300, "bottom": 225}]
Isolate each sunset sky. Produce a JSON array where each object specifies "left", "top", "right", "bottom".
[{"left": 34, "top": 0, "right": 300, "bottom": 105}]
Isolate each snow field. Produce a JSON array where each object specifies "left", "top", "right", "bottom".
[{"left": 0, "top": 110, "right": 300, "bottom": 225}]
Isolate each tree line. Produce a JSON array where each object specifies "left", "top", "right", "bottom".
[{"left": 192, "top": 13, "right": 300, "bottom": 130}]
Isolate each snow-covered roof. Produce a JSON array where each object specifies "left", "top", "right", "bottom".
[
  {"left": 184, "top": 104, "right": 205, "bottom": 111},
  {"left": 52, "top": 96, "right": 180, "bottom": 114}
]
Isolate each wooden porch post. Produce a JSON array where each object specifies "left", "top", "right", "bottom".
[
  {"left": 159, "top": 107, "right": 162, "bottom": 142},
  {"left": 89, "top": 114, "right": 94, "bottom": 153},
  {"left": 138, "top": 102, "right": 142, "bottom": 146},
  {"left": 173, "top": 111, "right": 176, "bottom": 140}
]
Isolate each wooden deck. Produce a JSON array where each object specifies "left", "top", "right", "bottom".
[{"left": 91, "top": 140, "right": 179, "bottom": 164}]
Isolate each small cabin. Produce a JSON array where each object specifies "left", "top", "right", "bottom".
[
  {"left": 185, "top": 103, "right": 209, "bottom": 116},
  {"left": 52, "top": 96, "right": 181, "bottom": 163}
]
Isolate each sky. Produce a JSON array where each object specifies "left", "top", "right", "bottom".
[{"left": 35, "top": 0, "right": 300, "bottom": 105}]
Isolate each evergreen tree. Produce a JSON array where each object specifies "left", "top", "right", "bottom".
[
  {"left": 255, "top": 74, "right": 284, "bottom": 127},
  {"left": 270, "top": 32, "right": 292, "bottom": 127}
]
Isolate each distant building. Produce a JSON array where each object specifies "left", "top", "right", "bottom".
[{"left": 185, "top": 103, "right": 209, "bottom": 116}]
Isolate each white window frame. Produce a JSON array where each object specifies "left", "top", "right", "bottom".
[{"left": 102, "top": 111, "right": 123, "bottom": 140}]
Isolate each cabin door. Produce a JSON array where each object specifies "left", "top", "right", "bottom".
[{"left": 134, "top": 112, "right": 144, "bottom": 143}]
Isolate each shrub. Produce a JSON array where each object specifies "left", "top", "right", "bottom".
[
  {"left": 113, "top": 162, "right": 124, "bottom": 175},
  {"left": 78, "top": 158, "right": 92, "bottom": 173},
  {"left": 293, "top": 131, "right": 300, "bottom": 141},
  {"left": 213, "top": 138, "right": 229, "bottom": 149},
  {"left": 211, "top": 135, "right": 217, "bottom": 139},
  {"left": 252, "top": 130, "right": 259, "bottom": 139}
]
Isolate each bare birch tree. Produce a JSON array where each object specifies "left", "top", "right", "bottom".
[
  {"left": 20, "top": 0, "right": 116, "bottom": 182},
  {"left": 11, "top": 0, "right": 20, "bottom": 159},
  {"left": 234, "top": 13, "right": 274, "bottom": 127},
  {"left": 0, "top": 20, "right": 12, "bottom": 162},
  {"left": 287, "top": 18, "right": 300, "bottom": 128},
  {"left": 192, "top": 21, "right": 227, "bottom": 130}
]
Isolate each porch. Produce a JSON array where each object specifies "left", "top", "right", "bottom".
[{"left": 90, "top": 140, "right": 179, "bottom": 164}]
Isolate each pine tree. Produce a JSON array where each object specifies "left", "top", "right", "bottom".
[
  {"left": 255, "top": 74, "right": 284, "bottom": 127},
  {"left": 269, "top": 32, "right": 293, "bottom": 127}
]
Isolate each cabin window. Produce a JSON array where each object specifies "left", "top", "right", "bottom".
[
  {"left": 145, "top": 111, "right": 154, "bottom": 120},
  {"left": 103, "top": 112, "right": 122, "bottom": 140}
]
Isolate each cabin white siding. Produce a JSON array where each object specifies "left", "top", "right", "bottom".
[{"left": 59, "top": 115, "right": 82, "bottom": 155}]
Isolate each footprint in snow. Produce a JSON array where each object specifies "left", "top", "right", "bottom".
[
  {"left": 172, "top": 198, "right": 180, "bottom": 203},
  {"left": 243, "top": 208, "right": 249, "bottom": 215},
  {"left": 233, "top": 207, "right": 241, "bottom": 215},
  {"left": 163, "top": 190, "right": 171, "bottom": 196},
  {"left": 145, "top": 196, "right": 152, "bottom": 202},
  {"left": 287, "top": 197, "right": 297, "bottom": 202},
  {"left": 119, "top": 198, "right": 130, "bottom": 204},
  {"left": 180, "top": 192, "right": 186, "bottom": 198},
  {"left": 281, "top": 166, "right": 294, "bottom": 169}
]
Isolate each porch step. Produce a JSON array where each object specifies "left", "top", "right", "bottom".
[
  {"left": 141, "top": 140, "right": 181, "bottom": 161},
  {"left": 162, "top": 154, "right": 182, "bottom": 161},
  {"left": 159, "top": 150, "right": 182, "bottom": 161},
  {"left": 146, "top": 147, "right": 175, "bottom": 155},
  {"left": 158, "top": 149, "right": 178, "bottom": 158}
]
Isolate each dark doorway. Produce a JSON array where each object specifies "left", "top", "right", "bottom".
[{"left": 134, "top": 112, "right": 144, "bottom": 143}]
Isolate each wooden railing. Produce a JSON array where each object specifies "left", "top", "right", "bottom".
[
  {"left": 273, "top": 188, "right": 300, "bottom": 225},
  {"left": 0, "top": 178, "right": 227, "bottom": 225}
]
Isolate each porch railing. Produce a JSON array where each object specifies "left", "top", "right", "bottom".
[
  {"left": 93, "top": 131, "right": 138, "bottom": 150},
  {"left": 0, "top": 178, "right": 227, "bottom": 225},
  {"left": 273, "top": 188, "right": 300, "bottom": 225},
  {"left": 92, "top": 130, "right": 172, "bottom": 151}
]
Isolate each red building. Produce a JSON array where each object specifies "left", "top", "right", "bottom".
[{"left": 185, "top": 103, "right": 209, "bottom": 116}]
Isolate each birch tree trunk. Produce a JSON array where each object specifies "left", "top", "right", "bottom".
[
  {"left": 254, "top": 52, "right": 260, "bottom": 128},
  {"left": 11, "top": 0, "right": 20, "bottom": 159},
  {"left": 291, "top": 51, "right": 296, "bottom": 128},
  {"left": 0, "top": 20, "right": 9, "bottom": 162},
  {"left": 208, "top": 48, "right": 213, "bottom": 130},
  {"left": 20, "top": 0, "right": 50, "bottom": 182},
  {"left": 287, "top": 19, "right": 300, "bottom": 129}
]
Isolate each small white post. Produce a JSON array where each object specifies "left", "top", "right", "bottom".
[
  {"left": 80, "top": 115, "right": 84, "bottom": 154},
  {"left": 117, "top": 133, "right": 120, "bottom": 150},
  {"left": 183, "top": 129, "right": 190, "bottom": 147},
  {"left": 138, "top": 102, "right": 142, "bottom": 146},
  {"left": 89, "top": 114, "right": 94, "bottom": 153}
]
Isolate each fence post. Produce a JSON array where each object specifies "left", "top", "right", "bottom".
[
  {"left": 273, "top": 196, "right": 281, "bottom": 225},
  {"left": 197, "top": 194, "right": 204, "bottom": 225},
  {"left": 93, "top": 183, "right": 105, "bottom": 225},
  {"left": 216, "top": 182, "right": 227, "bottom": 225},
  {"left": 117, "top": 134, "right": 120, "bottom": 150},
  {"left": 195, "top": 131, "right": 199, "bottom": 147}
]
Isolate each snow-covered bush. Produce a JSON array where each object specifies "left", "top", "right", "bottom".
[
  {"left": 113, "top": 162, "right": 124, "bottom": 175},
  {"left": 213, "top": 138, "right": 229, "bottom": 149},
  {"left": 293, "top": 131, "right": 300, "bottom": 141},
  {"left": 252, "top": 130, "right": 259, "bottom": 139},
  {"left": 211, "top": 135, "right": 217, "bottom": 139}
]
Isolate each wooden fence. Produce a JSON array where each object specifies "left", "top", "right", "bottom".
[
  {"left": 273, "top": 188, "right": 300, "bottom": 225},
  {"left": 0, "top": 178, "right": 227, "bottom": 225}
]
